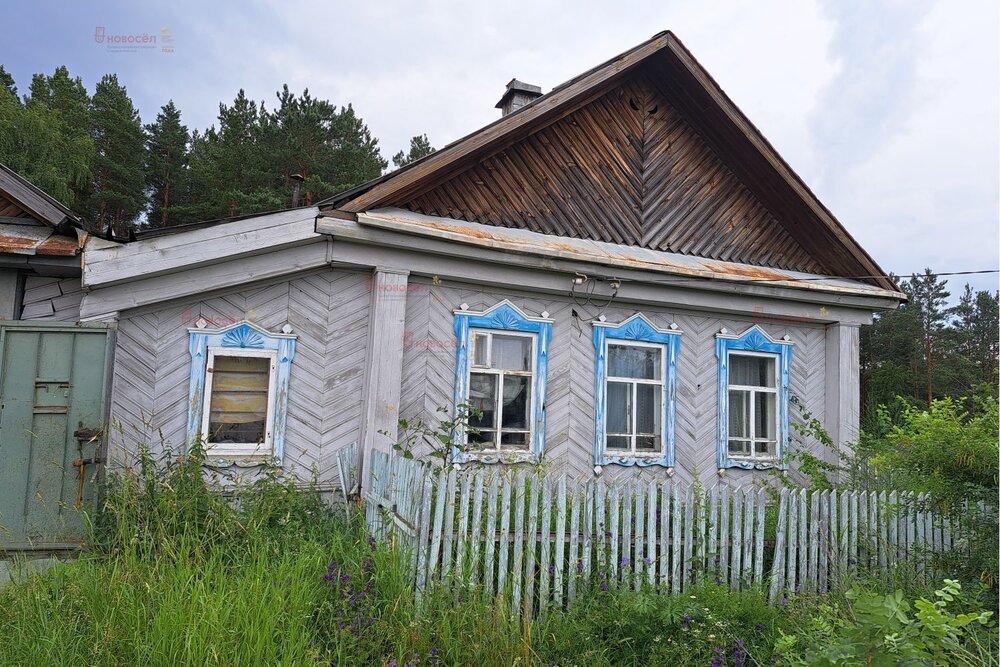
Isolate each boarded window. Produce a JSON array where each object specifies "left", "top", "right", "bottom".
[{"left": 205, "top": 353, "right": 274, "bottom": 450}]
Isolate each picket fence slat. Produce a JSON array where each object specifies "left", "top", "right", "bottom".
[
  {"left": 524, "top": 475, "right": 540, "bottom": 616},
  {"left": 539, "top": 479, "right": 552, "bottom": 608},
  {"left": 730, "top": 491, "right": 742, "bottom": 592},
  {"left": 512, "top": 471, "right": 527, "bottom": 612},
  {"left": 497, "top": 476, "right": 512, "bottom": 596},
  {"left": 768, "top": 488, "right": 788, "bottom": 604},
  {"left": 484, "top": 476, "right": 499, "bottom": 595},
  {"left": 683, "top": 486, "right": 695, "bottom": 592},
  {"left": 671, "top": 484, "right": 681, "bottom": 593}
]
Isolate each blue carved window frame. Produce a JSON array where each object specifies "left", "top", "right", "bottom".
[
  {"left": 186, "top": 320, "right": 296, "bottom": 465},
  {"left": 715, "top": 325, "right": 792, "bottom": 471},
  {"left": 593, "top": 314, "right": 681, "bottom": 470},
  {"left": 453, "top": 300, "right": 552, "bottom": 464}
]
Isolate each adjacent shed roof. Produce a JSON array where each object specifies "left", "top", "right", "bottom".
[
  {"left": 0, "top": 164, "right": 81, "bottom": 231},
  {"left": 322, "top": 31, "right": 899, "bottom": 294},
  {"left": 0, "top": 165, "right": 86, "bottom": 259}
]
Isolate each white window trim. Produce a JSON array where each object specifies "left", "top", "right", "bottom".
[
  {"left": 466, "top": 328, "right": 537, "bottom": 454},
  {"left": 604, "top": 339, "right": 668, "bottom": 458},
  {"left": 726, "top": 349, "right": 779, "bottom": 464},
  {"left": 200, "top": 346, "right": 279, "bottom": 458}
]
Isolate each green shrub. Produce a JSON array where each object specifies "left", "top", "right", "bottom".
[{"left": 778, "top": 580, "right": 997, "bottom": 666}]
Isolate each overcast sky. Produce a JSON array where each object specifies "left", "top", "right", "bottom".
[{"left": 4, "top": 0, "right": 998, "bottom": 296}]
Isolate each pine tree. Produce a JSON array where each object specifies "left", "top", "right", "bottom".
[
  {"left": 89, "top": 74, "right": 146, "bottom": 237},
  {"left": 907, "top": 269, "right": 951, "bottom": 403},
  {"left": 269, "top": 86, "right": 388, "bottom": 206},
  {"left": 1, "top": 67, "right": 93, "bottom": 213},
  {"left": 22, "top": 66, "right": 94, "bottom": 212},
  {"left": 0, "top": 66, "right": 16, "bottom": 97},
  {"left": 392, "top": 134, "right": 435, "bottom": 168},
  {"left": 951, "top": 285, "right": 1000, "bottom": 391},
  {"left": 145, "top": 101, "right": 190, "bottom": 227}
]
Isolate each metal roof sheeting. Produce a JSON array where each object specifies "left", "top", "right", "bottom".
[
  {"left": 0, "top": 222, "right": 86, "bottom": 257},
  {"left": 356, "top": 208, "right": 906, "bottom": 301}
]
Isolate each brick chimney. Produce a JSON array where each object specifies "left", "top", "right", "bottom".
[{"left": 495, "top": 79, "right": 542, "bottom": 117}]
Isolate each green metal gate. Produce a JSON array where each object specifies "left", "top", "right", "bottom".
[{"left": 0, "top": 321, "right": 113, "bottom": 551}]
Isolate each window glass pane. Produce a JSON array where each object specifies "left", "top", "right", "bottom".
[
  {"left": 607, "top": 435, "right": 629, "bottom": 450},
  {"left": 729, "top": 354, "right": 775, "bottom": 387},
  {"left": 635, "top": 383, "right": 661, "bottom": 436},
  {"left": 208, "top": 355, "right": 270, "bottom": 444},
  {"left": 501, "top": 374, "right": 530, "bottom": 430},
  {"left": 607, "top": 381, "right": 631, "bottom": 435},
  {"left": 472, "top": 333, "right": 489, "bottom": 367},
  {"left": 469, "top": 429, "right": 495, "bottom": 446},
  {"left": 500, "top": 432, "right": 529, "bottom": 449},
  {"left": 636, "top": 435, "right": 659, "bottom": 451},
  {"left": 754, "top": 440, "right": 775, "bottom": 457},
  {"left": 492, "top": 335, "right": 531, "bottom": 371},
  {"left": 468, "top": 372, "right": 497, "bottom": 431},
  {"left": 728, "top": 389, "right": 749, "bottom": 438},
  {"left": 728, "top": 439, "right": 749, "bottom": 455},
  {"left": 754, "top": 392, "right": 776, "bottom": 440},
  {"left": 608, "top": 344, "right": 661, "bottom": 380}
]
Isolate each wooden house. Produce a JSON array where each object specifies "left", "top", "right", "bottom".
[{"left": 78, "top": 32, "right": 906, "bottom": 493}]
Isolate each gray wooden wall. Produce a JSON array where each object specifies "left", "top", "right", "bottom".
[
  {"left": 108, "top": 269, "right": 371, "bottom": 487},
  {"left": 399, "top": 276, "right": 829, "bottom": 488},
  {"left": 21, "top": 276, "right": 83, "bottom": 321},
  {"left": 108, "top": 268, "right": 834, "bottom": 489}
]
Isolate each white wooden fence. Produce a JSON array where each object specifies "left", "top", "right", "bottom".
[{"left": 357, "top": 450, "right": 964, "bottom": 612}]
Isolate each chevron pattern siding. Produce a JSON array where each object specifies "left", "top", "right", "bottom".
[
  {"left": 399, "top": 277, "right": 828, "bottom": 488},
  {"left": 108, "top": 269, "right": 371, "bottom": 487}
]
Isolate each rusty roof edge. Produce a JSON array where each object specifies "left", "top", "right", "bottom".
[{"left": 354, "top": 208, "right": 907, "bottom": 302}]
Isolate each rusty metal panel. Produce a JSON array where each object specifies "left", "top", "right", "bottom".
[{"left": 0, "top": 322, "right": 111, "bottom": 550}]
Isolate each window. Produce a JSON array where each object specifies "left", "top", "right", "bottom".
[
  {"left": 467, "top": 330, "right": 535, "bottom": 451},
  {"left": 715, "top": 326, "right": 791, "bottom": 471},
  {"left": 453, "top": 301, "right": 552, "bottom": 464},
  {"left": 726, "top": 353, "right": 777, "bottom": 462},
  {"left": 202, "top": 348, "right": 278, "bottom": 457},
  {"left": 186, "top": 321, "right": 296, "bottom": 463},
  {"left": 593, "top": 314, "right": 680, "bottom": 469}
]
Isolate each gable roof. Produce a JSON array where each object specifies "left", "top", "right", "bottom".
[{"left": 322, "top": 31, "right": 897, "bottom": 292}]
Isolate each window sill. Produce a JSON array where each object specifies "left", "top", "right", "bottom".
[
  {"left": 202, "top": 454, "right": 279, "bottom": 469},
  {"left": 599, "top": 453, "right": 672, "bottom": 468},
  {"left": 723, "top": 459, "right": 781, "bottom": 471},
  {"left": 455, "top": 450, "right": 538, "bottom": 465}
]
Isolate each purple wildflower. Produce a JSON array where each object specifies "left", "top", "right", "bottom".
[
  {"left": 710, "top": 647, "right": 725, "bottom": 667},
  {"left": 681, "top": 614, "right": 692, "bottom": 629},
  {"left": 388, "top": 659, "right": 397, "bottom": 667},
  {"left": 576, "top": 561, "right": 584, "bottom": 571},
  {"left": 548, "top": 565, "right": 556, "bottom": 574},
  {"left": 733, "top": 639, "right": 747, "bottom": 667},
  {"left": 619, "top": 556, "right": 630, "bottom": 567},
  {"left": 754, "top": 623, "right": 764, "bottom": 633},
  {"left": 340, "top": 573, "right": 351, "bottom": 585},
  {"left": 599, "top": 582, "right": 609, "bottom": 591},
  {"left": 643, "top": 557, "right": 652, "bottom": 565},
  {"left": 430, "top": 648, "right": 440, "bottom": 658},
  {"left": 780, "top": 597, "right": 789, "bottom": 606}
]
